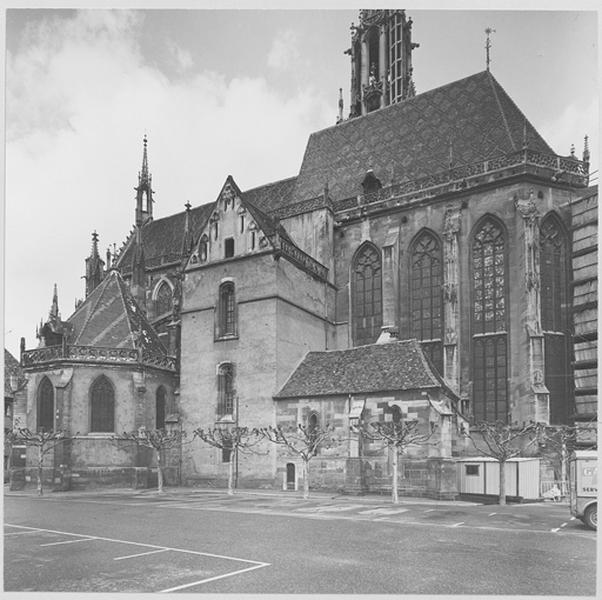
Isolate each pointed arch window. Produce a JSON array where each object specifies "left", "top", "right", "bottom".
[
  {"left": 540, "top": 214, "right": 571, "bottom": 424},
  {"left": 471, "top": 218, "right": 508, "bottom": 423},
  {"left": 217, "top": 363, "right": 235, "bottom": 417},
  {"left": 217, "top": 282, "right": 237, "bottom": 338},
  {"left": 199, "top": 235, "right": 208, "bottom": 262},
  {"left": 410, "top": 230, "right": 443, "bottom": 373},
  {"left": 351, "top": 242, "right": 382, "bottom": 346},
  {"left": 156, "top": 386, "right": 167, "bottom": 430},
  {"left": 155, "top": 282, "right": 173, "bottom": 317},
  {"left": 90, "top": 375, "right": 115, "bottom": 433},
  {"left": 37, "top": 377, "right": 54, "bottom": 433}
]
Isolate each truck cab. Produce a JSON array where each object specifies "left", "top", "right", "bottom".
[{"left": 569, "top": 450, "right": 597, "bottom": 530}]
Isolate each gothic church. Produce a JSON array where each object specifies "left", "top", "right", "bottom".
[{"left": 15, "top": 10, "right": 594, "bottom": 496}]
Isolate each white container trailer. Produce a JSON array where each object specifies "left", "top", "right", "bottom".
[{"left": 456, "top": 457, "right": 540, "bottom": 500}]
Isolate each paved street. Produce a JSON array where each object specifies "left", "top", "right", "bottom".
[{"left": 4, "top": 488, "right": 597, "bottom": 595}]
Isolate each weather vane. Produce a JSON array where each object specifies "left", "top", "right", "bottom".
[{"left": 485, "top": 27, "right": 496, "bottom": 71}]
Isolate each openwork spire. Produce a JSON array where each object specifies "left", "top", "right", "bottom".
[
  {"left": 49, "top": 283, "right": 60, "bottom": 320},
  {"left": 139, "top": 134, "right": 149, "bottom": 184},
  {"left": 135, "top": 134, "right": 154, "bottom": 226}
]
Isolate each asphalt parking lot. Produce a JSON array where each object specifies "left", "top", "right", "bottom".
[{"left": 4, "top": 488, "right": 597, "bottom": 595}]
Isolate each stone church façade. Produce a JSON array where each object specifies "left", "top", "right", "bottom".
[{"left": 15, "top": 9, "right": 594, "bottom": 496}]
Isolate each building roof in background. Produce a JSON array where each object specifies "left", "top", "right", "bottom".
[{"left": 4, "top": 349, "right": 25, "bottom": 399}]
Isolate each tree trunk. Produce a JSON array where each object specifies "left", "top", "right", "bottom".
[
  {"left": 227, "top": 449, "right": 235, "bottom": 496},
  {"left": 156, "top": 449, "right": 164, "bottom": 493},
  {"left": 498, "top": 460, "right": 506, "bottom": 505},
  {"left": 303, "top": 460, "right": 310, "bottom": 500},
  {"left": 37, "top": 446, "right": 44, "bottom": 496},
  {"left": 391, "top": 446, "right": 399, "bottom": 505},
  {"left": 560, "top": 442, "right": 567, "bottom": 497}
]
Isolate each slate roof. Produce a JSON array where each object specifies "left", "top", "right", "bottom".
[
  {"left": 293, "top": 70, "right": 554, "bottom": 202},
  {"left": 243, "top": 176, "right": 297, "bottom": 214},
  {"left": 275, "top": 339, "right": 450, "bottom": 399},
  {"left": 4, "top": 349, "right": 24, "bottom": 399},
  {"left": 67, "top": 270, "right": 167, "bottom": 355}
]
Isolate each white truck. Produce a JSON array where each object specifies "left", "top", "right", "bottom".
[{"left": 569, "top": 450, "right": 597, "bottom": 530}]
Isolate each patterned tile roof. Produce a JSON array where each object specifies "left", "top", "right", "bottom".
[
  {"left": 243, "top": 176, "right": 297, "bottom": 214},
  {"left": 4, "top": 349, "right": 24, "bottom": 398},
  {"left": 293, "top": 71, "right": 553, "bottom": 202},
  {"left": 67, "top": 270, "right": 167, "bottom": 355},
  {"left": 275, "top": 339, "right": 448, "bottom": 399}
]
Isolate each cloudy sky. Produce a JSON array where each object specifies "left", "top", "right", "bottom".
[{"left": 4, "top": 3, "right": 598, "bottom": 357}]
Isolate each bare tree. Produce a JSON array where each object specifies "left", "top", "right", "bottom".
[
  {"left": 466, "top": 421, "right": 539, "bottom": 505},
  {"left": 112, "top": 428, "right": 186, "bottom": 493},
  {"left": 193, "top": 426, "right": 263, "bottom": 495},
  {"left": 7, "top": 428, "right": 68, "bottom": 496},
  {"left": 258, "top": 423, "right": 335, "bottom": 500},
  {"left": 358, "top": 418, "right": 436, "bottom": 505}
]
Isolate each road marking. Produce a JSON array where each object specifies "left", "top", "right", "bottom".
[
  {"left": 425, "top": 509, "right": 437, "bottom": 513},
  {"left": 40, "top": 538, "right": 95, "bottom": 547},
  {"left": 114, "top": 548, "right": 169, "bottom": 561},
  {"left": 570, "top": 517, "right": 576, "bottom": 521},
  {"left": 560, "top": 522, "right": 568, "bottom": 528},
  {"left": 4, "top": 530, "right": 42, "bottom": 537},
  {"left": 488, "top": 512, "right": 497, "bottom": 516},
  {"left": 158, "top": 562, "right": 269, "bottom": 593},
  {"left": 450, "top": 522, "right": 464, "bottom": 527},
  {"left": 551, "top": 527, "right": 560, "bottom": 532},
  {"left": 359, "top": 508, "right": 408, "bottom": 515},
  {"left": 5, "top": 524, "right": 270, "bottom": 565}
]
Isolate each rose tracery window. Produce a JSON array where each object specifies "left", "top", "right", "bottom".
[
  {"left": 410, "top": 230, "right": 443, "bottom": 373},
  {"left": 351, "top": 243, "right": 382, "bottom": 346},
  {"left": 471, "top": 218, "right": 508, "bottom": 423}
]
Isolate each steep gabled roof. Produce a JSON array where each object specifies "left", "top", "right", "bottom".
[
  {"left": 293, "top": 71, "right": 553, "bottom": 202},
  {"left": 243, "top": 176, "right": 298, "bottom": 214},
  {"left": 275, "top": 339, "right": 449, "bottom": 399},
  {"left": 67, "top": 270, "right": 167, "bottom": 355}
]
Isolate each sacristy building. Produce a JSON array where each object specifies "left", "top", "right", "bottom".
[{"left": 14, "top": 9, "right": 596, "bottom": 496}]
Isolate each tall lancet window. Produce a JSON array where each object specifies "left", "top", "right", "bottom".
[
  {"left": 351, "top": 242, "right": 382, "bottom": 346},
  {"left": 90, "top": 375, "right": 115, "bottom": 433},
  {"left": 410, "top": 230, "right": 443, "bottom": 374},
  {"left": 37, "top": 377, "right": 54, "bottom": 432},
  {"left": 471, "top": 217, "right": 508, "bottom": 423},
  {"left": 540, "top": 214, "right": 571, "bottom": 424}
]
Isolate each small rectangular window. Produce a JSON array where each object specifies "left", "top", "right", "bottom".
[
  {"left": 240, "top": 215, "right": 245, "bottom": 233},
  {"left": 251, "top": 232, "right": 256, "bottom": 250},
  {"left": 465, "top": 464, "right": 480, "bottom": 476},
  {"left": 225, "top": 238, "right": 234, "bottom": 258}
]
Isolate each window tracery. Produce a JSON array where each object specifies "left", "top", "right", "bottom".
[
  {"left": 90, "top": 375, "right": 115, "bottom": 432},
  {"left": 351, "top": 243, "right": 382, "bottom": 346}
]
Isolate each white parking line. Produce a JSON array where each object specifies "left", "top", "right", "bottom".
[
  {"left": 488, "top": 512, "right": 497, "bottom": 516},
  {"left": 4, "top": 530, "right": 42, "bottom": 537},
  {"left": 159, "top": 562, "right": 268, "bottom": 593},
  {"left": 40, "top": 538, "right": 95, "bottom": 547},
  {"left": 114, "top": 548, "right": 169, "bottom": 561},
  {"left": 450, "top": 522, "right": 464, "bottom": 527}
]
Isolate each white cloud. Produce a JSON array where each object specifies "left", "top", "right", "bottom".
[
  {"left": 5, "top": 10, "right": 332, "bottom": 357},
  {"left": 267, "top": 29, "right": 302, "bottom": 72}
]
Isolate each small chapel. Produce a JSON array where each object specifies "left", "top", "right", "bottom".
[{"left": 14, "top": 9, "right": 595, "bottom": 497}]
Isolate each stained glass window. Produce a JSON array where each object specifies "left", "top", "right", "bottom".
[
  {"left": 37, "top": 377, "right": 54, "bottom": 432},
  {"left": 90, "top": 375, "right": 115, "bottom": 432},
  {"left": 471, "top": 218, "right": 508, "bottom": 423},
  {"left": 410, "top": 230, "right": 443, "bottom": 373},
  {"left": 540, "top": 214, "right": 571, "bottom": 424},
  {"left": 352, "top": 243, "right": 382, "bottom": 346},
  {"left": 217, "top": 364, "right": 234, "bottom": 417},
  {"left": 155, "top": 282, "right": 172, "bottom": 316},
  {"left": 218, "top": 282, "right": 236, "bottom": 337}
]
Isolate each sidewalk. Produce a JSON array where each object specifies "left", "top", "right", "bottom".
[{"left": 5, "top": 483, "right": 481, "bottom": 506}]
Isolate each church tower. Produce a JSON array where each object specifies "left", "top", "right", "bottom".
[
  {"left": 135, "top": 135, "right": 153, "bottom": 227},
  {"left": 346, "top": 9, "right": 419, "bottom": 118}
]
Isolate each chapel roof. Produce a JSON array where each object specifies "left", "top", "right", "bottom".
[
  {"left": 67, "top": 269, "right": 167, "bottom": 355},
  {"left": 275, "top": 339, "right": 451, "bottom": 399},
  {"left": 293, "top": 70, "right": 553, "bottom": 202}
]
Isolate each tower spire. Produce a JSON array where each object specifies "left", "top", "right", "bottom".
[
  {"left": 49, "top": 283, "right": 60, "bottom": 321},
  {"left": 84, "top": 230, "right": 105, "bottom": 297},
  {"left": 485, "top": 27, "right": 496, "bottom": 71},
  {"left": 135, "top": 135, "right": 154, "bottom": 227}
]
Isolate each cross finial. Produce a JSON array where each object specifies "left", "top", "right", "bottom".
[
  {"left": 485, "top": 27, "right": 496, "bottom": 71},
  {"left": 184, "top": 201, "right": 191, "bottom": 212}
]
